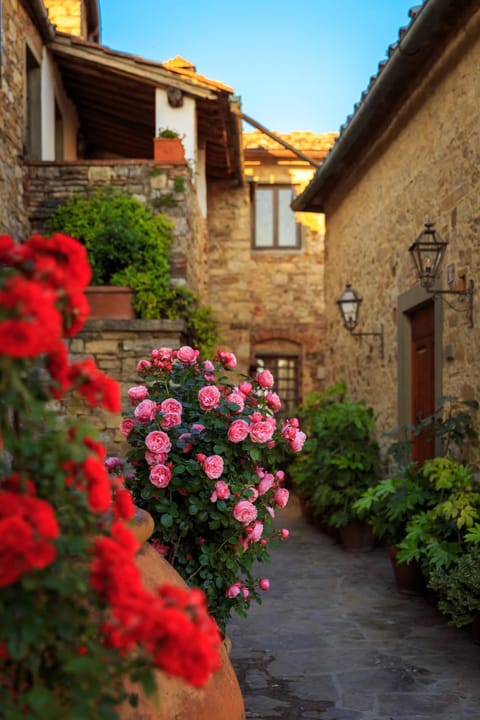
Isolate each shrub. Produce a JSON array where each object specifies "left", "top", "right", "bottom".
[
  {"left": 289, "top": 381, "right": 380, "bottom": 529},
  {"left": 121, "top": 348, "right": 306, "bottom": 634}
]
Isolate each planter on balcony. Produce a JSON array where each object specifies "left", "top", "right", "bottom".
[
  {"left": 153, "top": 137, "right": 186, "bottom": 164},
  {"left": 85, "top": 286, "right": 135, "bottom": 319}
]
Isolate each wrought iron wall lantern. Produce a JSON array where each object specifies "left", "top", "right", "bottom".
[
  {"left": 336, "top": 283, "right": 384, "bottom": 359},
  {"left": 408, "top": 221, "right": 474, "bottom": 327}
]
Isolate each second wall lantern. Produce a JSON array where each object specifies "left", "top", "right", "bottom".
[{"left": 336, "top": 283, "right": 384, "bottom": 359}]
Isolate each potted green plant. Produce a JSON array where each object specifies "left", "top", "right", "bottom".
[
  {"left": 289, "top": 382, "right": 380, "bottom": 551},
  {"left": 353, "top": 463, "right": 434, "bottom": 594},
  {"left": 396, "top": 456, "right": 480, "bottom": 576},
  {"left": 154, "top": 127, "right": 186, "bottom": 164},
  {"left": 44, "top": 187, "right": 218, "bottom": 353}
]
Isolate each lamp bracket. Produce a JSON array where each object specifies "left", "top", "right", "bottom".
[
  {"left": 425, "top": 280, "right": 474, "bottom": 328},
  {"left": 348, "top": 325, "right": 384, "bottom": 360}
]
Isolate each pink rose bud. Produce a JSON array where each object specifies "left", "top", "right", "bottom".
[
  {"left": 280, "top": 528, "right": 290, "bottom": 539},
  {"left": 225, "top": 582, "right": 242, "bottom": 599},
  {"left": 259, "top": 578, "right": 270, "bottom": 591}
]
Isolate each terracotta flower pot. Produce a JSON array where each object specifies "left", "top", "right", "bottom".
[
  {"left": 85, "top": 286, "right": 135, "bottom": 319},
  {"left": 339, "top": 521, "right": 375, "bottom": 552},
  {"left": 153, "top": 137, "right": 186, "bottom": 164},
  {"left": 387, "top": 546, "right": 426, "bottom": 596},
  {"left": 119, "top": 509, "right": 245, "bottom": 720}
]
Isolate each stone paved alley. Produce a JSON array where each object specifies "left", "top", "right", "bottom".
[{"left": 229, "top": 495, "right": 480, "bottom": 720}]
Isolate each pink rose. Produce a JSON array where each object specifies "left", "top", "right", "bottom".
[
  {"left": 149, "top": 464, "right": 172, "bottom": 488},
  {"left": 160, "top": 398, "right": 182, "bottom": 415},
  {"left": 249, "top": 420, "right": 275, "bottom": 444},
  {"left": 259, "top": 578, "right": 270, "bottom": 591},
  {"left": 266, "top": 391, "right": 281, "bottom": 413},
  {"left": 233, "top": 500, "right": 258, "bottom": 525},
  {"left": 145, "top": 430, "right": 172, "bottom": 454},
  {"left": 239, "top": 381, "right": 253, "bottom": 397},
  {"left": 225, "top": 582, "right": 242, "bottom": 599},
  {"left": 160, "top": 412, "right": 182, "bottom": 429},
  {"left": 228, "top": 419, "right": 250, "bottom": 443},
  {"left": 135, "top": 358, "right": 152, "bottom": 373},
  {"left": 256, "top": 369, "right": 274, "bottom": 388},
  {"left": 176, "top": 345, "right": 199, "bottom": 365},
  {"left": 134, "top": 399, "right": 157, "bottom": 423},
  {"left": 128, "top": 385, "right": 149, "bottom": 403},
  {"left": 201, "top": 454, "right": 224, "bottom": 480},
  {"left": 151, "top": 347, "right": 173, "bottom": 362},
  {"left": 257, "top": 473, "right": 275, "bottom": 495},
  {"left": 280, "top": 528, "right": 290, "bottom": 539},
  {"left": 210, "top": 480, "right": 231, "bottom": 502},
  {"left": 145, "top": 450, "right": 168, "bottom": 466},
  {"left": 242, "top": 586, "right": 250, "bottom": 599},
  {"left": 104, "top": 456, "right": 122, "bottom": 471},
  {"left": 217, "top": 350, "right": 237, "bottom": 369},
  {"left": 120, "top": 418, "right": 136, "bottom": 437},
  {"left": 246, "top": 520, "right": 263, "bottom": 543},
  {"left": 274, "top": 487, "right": 290, "bottom": 508},
  {"left": 226, "top": 391, "right": 245, "bottom": 413},
  {"left": 203, "top": 360, "right": 215, "bottom": 372},
  {"left": 198, "top": 385, "right": 221, "bottom": 410},
  {"left": 290, "top": 430, "right": 307, "bottom": 452}
]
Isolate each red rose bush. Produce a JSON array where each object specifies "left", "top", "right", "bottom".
[
  {"left": 0, "top": 234, "right": 221, "bottom": 719},
  {"left": 122, "top": 346, "right": 306, "bottom": 633}
]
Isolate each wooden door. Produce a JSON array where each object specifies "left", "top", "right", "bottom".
[{"left": 410, "top": 302, "right": 435, "bottom": 462}]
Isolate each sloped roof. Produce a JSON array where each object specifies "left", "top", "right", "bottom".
[
  {"left": 293, "top": 0, "right": 478, "bottom": 212},
  {"left": 49, "top": 34, "right": 242, "bottom": 180}
]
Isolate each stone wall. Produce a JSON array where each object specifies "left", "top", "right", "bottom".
[
  {"left": 0, "top": 0, "right": 39, "bottom": 239},
  {"left": 26, "top": 159, "right": 208, "bottom": 297},
  {"left": 43, "top": 0, "right": 85, "bottom": 39},
  {"left": 66, "top": 319, "right": 186, "bottom": 455},
  {"left": 321, "top": 9, "right": 480, "bottom": 450}
]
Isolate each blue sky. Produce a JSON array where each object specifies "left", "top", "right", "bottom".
[{"left": 99, "top": 0, "right": 418, "bottom": 134}]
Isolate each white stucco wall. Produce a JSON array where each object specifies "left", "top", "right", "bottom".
[
  {"left": 155, "top": 88, "right": 208, "bottom": 216},
  {"left": 41, "top": 50, "right": 56, "bottom": 161}
]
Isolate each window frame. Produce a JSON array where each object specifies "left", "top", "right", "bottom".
[{"left": 251, "top": 183, "right": 302, "bottom": 250}]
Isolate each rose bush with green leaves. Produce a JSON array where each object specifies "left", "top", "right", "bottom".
[{"left": 122, "top": 347, "right": 306, "bottom": 634}]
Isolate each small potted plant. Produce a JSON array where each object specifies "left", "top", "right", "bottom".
[
  {"left": 289, "top": 382, "right": 380, "bottom": 551},
  {"left": 353, "top": 463, "right": 434, "bottom": 594},
  {"left": 154, "top": 127, "right": 186, "bottom": 164}
]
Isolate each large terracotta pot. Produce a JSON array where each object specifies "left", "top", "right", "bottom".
[
  {"left": 339, "top": 521, "right": 375, "bottom": 552},
  {"left": 387, "top": 546, "right": 426, "bottom": 596},
  {"left": 120, "top": 509, "right": 245, "bottom": 720},
  {"left": 85, "top": 286, "right": 135, "bottom": 319}
]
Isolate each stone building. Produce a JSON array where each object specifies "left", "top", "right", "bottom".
[
  {"left": 207, "top": 130, "right": 336, "bottom": 412},
  {"left": 294, "top": 0, "right": 480, "bottom": 461}
]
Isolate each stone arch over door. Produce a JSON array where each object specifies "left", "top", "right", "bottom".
[{"left": 397, "top": 286, "right": 443, "bottom": 459}]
